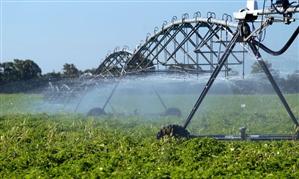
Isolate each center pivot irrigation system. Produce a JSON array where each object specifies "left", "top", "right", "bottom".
[{"left": 87, "top": 0, "right": 299, "bottom": 140}]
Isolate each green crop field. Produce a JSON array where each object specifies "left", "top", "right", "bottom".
[{"left": 1, "top": 93, "right": 299, "bottom": 178}]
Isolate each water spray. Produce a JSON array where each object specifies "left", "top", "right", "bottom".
[{"left": 86, "top": 79, "right": 120, "bottom": 117}]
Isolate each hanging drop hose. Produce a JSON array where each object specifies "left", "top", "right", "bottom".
[{"left": 252, "top": 26, "right": 299, "bottom": 56}]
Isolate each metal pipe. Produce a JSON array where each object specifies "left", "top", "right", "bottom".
[
  {"left": 183, "top": 29, "right": 240, "bottom": 129},
  {"left": 153, "top": 88, "right": 168, "bottom": 110},
  {"left": 102, "top": 80, "right": 120, "bottom": 110},
  {"left": 254, "top": 6, "right": 299, "bottom": 15}
]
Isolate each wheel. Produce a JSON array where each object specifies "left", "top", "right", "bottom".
[
  {"left": 156, "top": 124, "right": 190, "bottom": 139},
  {"left": 161, "top": 107, "right": 182, "bottom": 117},
  {"left": 87, "top": 107, "right": 107, "bottom": 116}
]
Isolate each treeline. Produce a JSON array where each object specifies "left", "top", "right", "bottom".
[
  {"left": 0, "top": 59, "right": 298, "bottom": 94},
  {"left": 239, "top": 61, "right": 299, "bottom": 94},
  {"left": 0, "top": 59, "right": 96, "bottom": 93}
]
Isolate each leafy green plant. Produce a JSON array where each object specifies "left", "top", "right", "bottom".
[{"left": 0, "top": 93, "right": 299, "bottom": 177}]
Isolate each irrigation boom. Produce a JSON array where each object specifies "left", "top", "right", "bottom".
[{"left": 61, "top": 0, "right": 299, "bottom": 140}]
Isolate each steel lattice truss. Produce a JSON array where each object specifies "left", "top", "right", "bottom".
[
  {"left": 96, "top": 13, "right": 247, "bottom": 77},
  {"left": 95, "top": 48, "right": 132, "bottom": 77}
]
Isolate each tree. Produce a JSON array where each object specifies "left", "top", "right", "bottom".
[
  {"left": 0, "top": 59, "right": 42, "bottom": 83},
  {"left": 43, "top": 71, "right": 62, "bottom": 81},
  {"left": 1, "top": 61, "right": 20, "bottom": 82},
  {"left": 284, "top": 72, "right": 299, "bottom": 93},
  {"left": 13, "top": 59, "right": 42, "bottom": 80},
  {"left": 250, "top": 60, "right": 281, "bottom": 81},
  {"left": 0, "top": 63, "right": 4, "bottom": 83},
  {"left": 63, "top": 63, "right": 80, "bottom": 78},
  {"left": 251, "top": 60, "right": 273, "bottom": 74}
]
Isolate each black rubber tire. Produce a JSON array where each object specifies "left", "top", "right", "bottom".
[
  {"left": 161, "top": 107, "right": 182, "bottom": 117},
  {"left": 156, "top": 124, "right": 190, "bottom": 139},
  {"left": 87, "top": 107, "right": 107, "bottom": 116}
]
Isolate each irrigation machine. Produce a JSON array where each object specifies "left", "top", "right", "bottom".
[
  {"left": 45, "top": 0, "right": 299, "bottom": 140},
  {"left": 98, "top": 0, "right": 299, "bottom": 140}
]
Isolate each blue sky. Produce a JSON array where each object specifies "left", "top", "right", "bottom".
[{"left": 0, "top": 0, "right": 298, "bottom": 73}]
